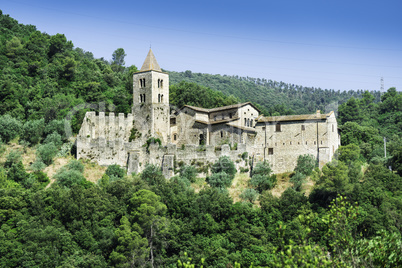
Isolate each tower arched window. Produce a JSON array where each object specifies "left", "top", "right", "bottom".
[
  {"left": 140, "top": 79, "right": 143, "bottom": 87},
  {"left": 160, "top": 80, "right": 163, "bottom": 88},
  {"left": 143, "top": 94, "right": 146, "bottom": 102},
  {"left": 158, "top": 94, "right": 161, "bottom": 103},
  {"left": 161, "top": 94, "right": 164, "bottom": 103}
]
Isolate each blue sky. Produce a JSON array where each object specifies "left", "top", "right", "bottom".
[{"left": 2, "top": 0, "right": 402, "bottom": 91}]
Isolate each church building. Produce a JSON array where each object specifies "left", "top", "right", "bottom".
[{"left": 76, "top": 49, "right": 341, "bottom": 176}]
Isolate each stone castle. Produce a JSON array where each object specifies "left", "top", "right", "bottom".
[{"left": 77, "top": 49, "right": 341, "bottom": 177}]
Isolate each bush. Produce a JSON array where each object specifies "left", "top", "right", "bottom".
[
  {"left": 252, "top": 161, "right": 272, "bottom": 177},
  {"left": 4, "top": 150, "right": 22, "bottom": 168},
  {"left": 294, "top": 154, "right": 316, "bottom": 176},
  {"left": 170, "top": 175, "right": 191, "bottom": 188},
  {"left": 44, "top": 119, "right": 67, "bottom": 141},
  {"left": 67, "top": 159, "right": 85, "bottom": 173},
  {"left": 0, "top": 115, "right": 22, "bottom": 143},
  {"left": 44, "top": 131, "right": 63, "bottom": 148},
  {"left": 7, "top": 161, "right": 29, "bottom": 183},
  {"left": 30, "top": 159, "right": 46, "bottom": 172},
  {"left": 36, "top": 142, "right": 58, "bottom": 165},
  {"left": 179, "top": 165, "right": 197, "bottom": 183},
  {"left": 211, "top": 156, "right": 236, "bottom": 180},
  {"left": 55, "top": 169, "right": 87, "bottom": 188},
  {"left": 249, "top": 173, "right": 277, "bottom": 192},
  {"left": 207, "top": 172, "right": 232, "bottom": 189},
  {"left": 240, "top": 188, "right": 258, "bottom": 203},
  {"left": 21, "top": 119, "right": 45, "bottom": 145},
  {"left": 141, "top": 164, "right": 165, "bottom": 185},
  {"left": 290, "top": 172, "right": 306, "bottom": 192},
  {"left": 105, "top": 164, "right": 126, "bottom": 180},
  {"left": 250, "top": 161, "right": 276, "bottom": 192}
]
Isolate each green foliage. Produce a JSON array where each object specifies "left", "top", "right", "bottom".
[
  {"left": 66, "top": 159, "right": 85, "bottom": 173},
  {"left": 128, "top": 125, "right": 141, "bottom": 142},
  {"left": 54, "top": 166, "right": 87, "bottom": 188},
  {"left": 207, "top": 172, "right": 232, "bottom": 190},
  {"left": 44, "top": 131, "right": 63, "bottom": 148},
  {"left": 0, "top": 115, "right": 22, "bottom": 143},
  {"left": 36, "top": 142, "right": 58, "bottom": 165},
  {"left": 249, "top": 161, "right": 276, "bottom": 192},
  {"left": 211, "top": 156, "right": 236, "bottom": 180},
  {"left": 141, "top": 164, "right": 165, "bottom": 186},
  {"left": 144, "top": 137, "right": 162, "bottom": 153},
  {"left": 4, "top": 149, "right": 22, "bottom": 168},
  {"left": 21, "top": 118, "right": 45, "bottom": 145},
  {"left": 294, "top": 154, "right": 316, "bottom": 176},
  {"left": 170, "top": 81, "right": 239, "bottom": 109},
  {"left": 289, "top": 172, "right": 306, "bottom": 192},
  {"left": 105, "top": 164, "right": 126, "bottom": 180},
  {"left": 240, "top": 188, "right": 258, "bottom": 203},
  {"left": 179, "top": 165, "right": 197, "bottom": 183}
]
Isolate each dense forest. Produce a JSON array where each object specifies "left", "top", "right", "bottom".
[
  {"left": 168, "top": 70, "right": 382, "bottom": 116},
  {"left": 1, "top": 10, "right": 402, "bottom": 267}
]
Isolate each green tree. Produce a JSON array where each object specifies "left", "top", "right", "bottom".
[
  {"left": 109, "top": 216, "right": 148, "bottom": 267},
  {"left": 112, "top": 48, "right": 126, "bottom": 66},
  {"left": 211, "top": 156, "right": 236, "bottom": 180},
  {"left": 0, "top": 115, "right": 22, "bottom": 143},
  {"left": 36, "top": 142, "right": 58, "bottom": 165},
  {"left": 129, "top": 189, "right": 168, "bottom": 267},
  {"left": 240, "top": 188, "right": 258, "bottom": 203},
  {"left": 105, "top": 164, "right": 126, "bottom": 181},
  {"left": 294, "top": 154, "right": 316, "bottom": 176}
]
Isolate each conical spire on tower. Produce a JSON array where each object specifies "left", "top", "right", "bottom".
[{"left": 140, "top": 48, "right": 162, "bottom": 72}]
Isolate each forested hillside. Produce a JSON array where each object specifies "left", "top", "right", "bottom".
[
  {"left": 1, "top": 10, "right": 402, "bottom": 267},
  {"left": 168, "top": 70, "right": 382, "bottom": 115}
]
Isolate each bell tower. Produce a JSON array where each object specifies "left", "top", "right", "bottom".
[{"left": 132, "top": 49, "right": 170, "bottom": 144}]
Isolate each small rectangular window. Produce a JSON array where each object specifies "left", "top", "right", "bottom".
[
  {"left": 332, "top": 124, "right": 334, "bottom": 132},
  {"left": 268, "top": 148, "right": 273, "bottom": 155},
  {"left": 301, "top": 125, "right": 305, "bottom": 131},
  {"left": 262, "top": 127, "right": 266, "bottom": 131},
  {"left": 276, "top": 123, "right": 281, "bottom": 132},
  {"left": 173, "top": 134, "right": 177, "bottom": 141}
]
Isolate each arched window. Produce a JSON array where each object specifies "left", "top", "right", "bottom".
[
  {"left": 158, "top": 79, "right": 160, "bottom": 88},
  {"left": 250, "top": 119, "right": 253, "bottom": 127},
  {"left": 160, "top": 80, "right": 163, "bottom": 88},
  {"left": 158, "top": 94, "right": 161, "bottom": 103},
  {"left": 161, "top": 94, "right": 164, "bottom": 103},
  {"left": 143, "top": 79, "right": 146, "bottom": 87},
  {"left": 244, "top": 118, "right": 247, "bottom": 125},
  {"left": 140, "top": 79, "right": 143, "bottom": 87},
  {"left": 143, "top": 94, "right": 146, "bottom": 102},
  {"left": 140, "top": 94, "right": 143, "bottom": 103},
  {"left": 220, "top": 131, "right": 223, "bottom": 138}
]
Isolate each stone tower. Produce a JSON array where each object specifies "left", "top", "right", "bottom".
[{"left": 132, "top": 49, "right": 170, "bottom": 144}]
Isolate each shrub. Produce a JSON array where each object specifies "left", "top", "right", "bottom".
[
  {"left": 252, "top": 161, "right": 272, "bottom": 177},
  {"left": 44, "top": 119, "right": 67, "bottom": 140},
  {"left": 144, "top": 137, "right": 161, "bottom": 153},
  {"left": 67, "top": 159, "right": 85, "bottom": 173},
  {"left": 5, "top": 150, "right": 22, "bottom": 168},
  {"left": 105, "top": 164, "right": 126, "bottom": 179},
  {"left": 211, "top": 156, "right": 236, "bottom": 180},
  {"left": 21, "top": 119, "right": 45, "bottom": 145},
  {"left": 294, "top": 154, "right": 316, "bottom": 176},
  {"left": 44, "top": 131, "right": 63, "bottom": 148},
  {"left": 55, "top": 169, "right": 87, "bottom": 188},
  {"left": 179, "top": 165, "right": 197, "bottom": 183},
  {"left": 30, "top": 159, "right": 46, "bottom": 172},
  {"left": 290, "top": 172, "right": 306, "bottom": 192},
  {"left": 0, "top": 114, "right": 22, "bottom": 143},
  {"left": 36, "top": 142, "right": 58, "bottom": 165},
  {"left": 207, "top": 171, "right": 232, "bottom": 189},
  {"left": 249, "top": 174, "right": 277, "bottom": 192},
  {"left": 240, "top": 188, "right": 258, "bottom": 203},
  {"left": 141, "top": 164, "right": 165, "bottom": 186},
  {"left": 7, "top": 161, "right": 29, "bottom": 183}
]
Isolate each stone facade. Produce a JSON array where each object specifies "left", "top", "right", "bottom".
[{"left": 77, "top": 49, "right": 341, "bottom": 176}]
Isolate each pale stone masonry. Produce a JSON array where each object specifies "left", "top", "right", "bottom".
[{"left": 77, "top": 49, "right": 341, "bottom": 176}]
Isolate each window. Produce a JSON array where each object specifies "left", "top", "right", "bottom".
[
  {"left": 314, "top": 141, "right": 316, "bottom": 145},
  {"left": 244, "top": 118, "right": 247, "bottom": 125},
  {"left": 290, "top": 141, "right": 292, "bottom": 145},
  {"left": 170, "top": 118, "right": 176, "bottom": 125},
  {"left": 229, "top": 113, "right": 232, "bottom": 118},
  {"left": 321, "top": 141, "right": 323, "bottom": 145},
  {"left": 158, "top": 94, "right": 161, "bottom": 103},
  {"left": 214, "top": 116, "right": 217, "bottom": 121},
  {"left": 222, "top": 114, "right": 225, "bottom": 120},
  {"left": 247, "top": 119, "right": 250, "bottom": 127},
  {"left": 276, "top": 123, "right": 281, "bottom": 132},
  {"left": 262, "top": 127, "right": 266, "bottom": 131},
  {"left": 143, "top": 94, "right": 146, "bottom": 102},
  {"left": 332, "top": 124, "right": 334, "bottom": 132},
  {"left": 301, "top": 125, "right": 305, "bottom": 131},
  {"left": 160, "top": 80, "right": 163, "bottom": 88},
  {"left": 268, "top": 148, "right": 274, "bottom": 155},
  {"left": 250, "top": 119, "right": 253, "bottom": 127},
  {"left": 161, "top": 94, "right": 163, "bottom": 102},
  {"left": 220, "top": 131, "right": 223, "bottom": 138},
  {"left": 158, "top": 79, "right": 160, "bottom": 88},
  {"left": 173, "top": 134, "right": 177, "bottom": 141},
  {"left": 140, "top": 78, "right": 146, "bottom": 88}
]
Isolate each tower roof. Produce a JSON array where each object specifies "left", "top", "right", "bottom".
[{"left": 140, "top": 48, "right": 162, "bottom": 72}]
